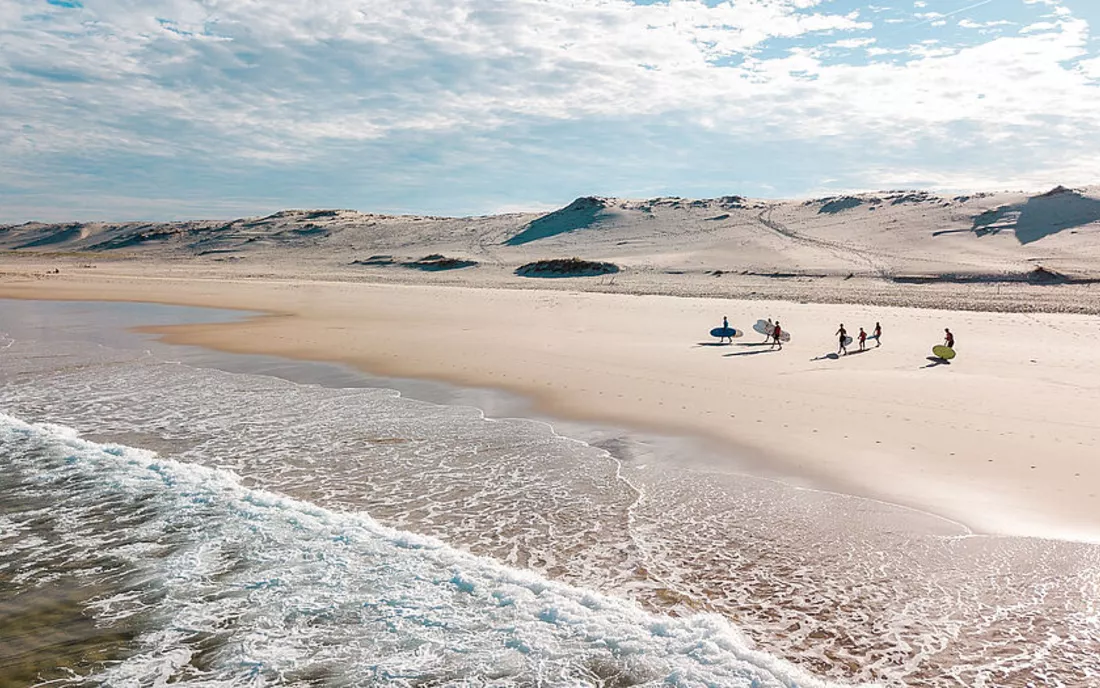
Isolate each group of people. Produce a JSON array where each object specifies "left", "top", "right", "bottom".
[
  {"left": 834, "top": 322, "right": 882, "bottom": 355},
  {"left": 730, "top": 318, "right": 956, "bottom": 356},
  {"left": 830, "top": 323, "right": 953, "bottom": 355}
]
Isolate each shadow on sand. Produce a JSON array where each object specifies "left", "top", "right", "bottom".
[
  {"left": 933, "top": 187, "right": 1100, "bottom": 245},
  {"left": 695, "top": 341, "right": 732, "bottom": 347},
  {"left": 725, "top": 348, "right": 781, "bottom": 357},
  {"left": 504, "top": 197, "right": 607, "bottom": 246},
  {"left": 923, "top": 356, "right": 952, "bottom": 368}
]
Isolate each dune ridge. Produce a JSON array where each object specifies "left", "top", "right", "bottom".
[{"left": 3, "top": 187, "right": 1099, "bottom": 295}]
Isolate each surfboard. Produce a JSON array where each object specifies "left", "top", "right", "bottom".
[
  {"left": 752, "top": 320, "right": 791, "bottom": 342},
  {"left": 710, "top": 327, "right": 743, "bottom": 339},
  {"left": 932, "top": 345, "right": 956, "bottom": 360},
  {"left": 841, "top": 336, "right": 853, "bottom": 347}
]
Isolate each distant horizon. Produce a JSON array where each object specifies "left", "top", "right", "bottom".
[{"left": 1, "top": 182, "right": 1091, "bottom": 226}]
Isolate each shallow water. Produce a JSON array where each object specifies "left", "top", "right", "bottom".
[{"left": 1, "top": 301, "right": 1098, "bottom": 687}]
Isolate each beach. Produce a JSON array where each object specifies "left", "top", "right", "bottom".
[
  {"left": 3, "top": 190, "right": 1100, "bottom": 686},
  {"left": 1, "top": 296, "right": 1098, "bottom": 688},
  {"left": 2, "top": 265, "right": 1098, "bottom": 542}
]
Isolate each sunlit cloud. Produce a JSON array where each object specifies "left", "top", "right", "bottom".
[{"left": 0, "top": 0, "right": 1098, "bottom": 221}]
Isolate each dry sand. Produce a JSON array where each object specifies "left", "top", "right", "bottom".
[{"left": 2, "top": 263, "right": 1099, "bottom": 544}]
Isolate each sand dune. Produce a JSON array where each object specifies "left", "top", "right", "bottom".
[{"left": 4, "top": 187, "right": 1100, "bottom": 290}]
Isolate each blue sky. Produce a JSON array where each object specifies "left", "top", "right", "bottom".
[{"left": 2, "top": 0, "right": 1099, "bottom": 221}]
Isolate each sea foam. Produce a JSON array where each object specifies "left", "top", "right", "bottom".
[{"left": 0, "top": 413, "right": 851, "bottom": 687}]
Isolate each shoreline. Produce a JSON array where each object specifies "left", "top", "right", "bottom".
[{"left": 2, "top": 267, "right": 1100, "bottom": 544}]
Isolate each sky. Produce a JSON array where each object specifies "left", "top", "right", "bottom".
[{"left": 1, "top": 0, "right": 1099, "bottom": 221}]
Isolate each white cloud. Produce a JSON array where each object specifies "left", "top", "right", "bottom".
[
  {"left": 1020, "top": 21, "right": 1061, "bottom": 34},
  {"left": 959, "top": 19, "right": 1014, "bottom": 29},
  {"left": 0, "top": 0, "right": 876, "bottom": 157},
  {"left": 830, "top": 38, "right": 877, "bottom": 49},
  {"left": 0, "top": 0, "right": 1098, "bottom": 219}
]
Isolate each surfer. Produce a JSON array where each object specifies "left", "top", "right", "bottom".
[
  {"left": 836, "top": 324, "right": 848, "bottom": 355},
  {"left": 720, "top": 316, "right": 731, "bottom": 343},
  {"left": 873, "top": 322, "right": 882, "bottom": 347},
  {"left": 771, "top": 321, "right": 783, "bottom": 350},
  {"left": 944, "top": 328, "right": 955, "bottom": 349},
  {"left": 761, "top": 318, "right": 774, "bottom": 342},
  {"left": 858, "top": 327, "right": 867, "bottom": 351}
]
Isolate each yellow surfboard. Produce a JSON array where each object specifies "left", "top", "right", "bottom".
[{"left": 932, "top": 345, "right": 956, "bottom": 360}]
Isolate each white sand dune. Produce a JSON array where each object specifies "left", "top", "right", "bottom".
[{"left": 4, "top": 186, "right": 1100, "bottom": 292}]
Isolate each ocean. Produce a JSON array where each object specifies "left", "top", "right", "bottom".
[{"left": 1, "top": 300, "right": 1097, "bottom": 687}]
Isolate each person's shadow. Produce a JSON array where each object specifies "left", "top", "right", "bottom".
[
  {"left": 922, "top": 356, "right": 951, "bottom": 368},
  {"left": 810, "top": 352, "right": 840, "bottom": 361},
  {"left": 725, "top": 348, "right": 780, "bottom": 357},
  {"left": 695, "top": 341, "right": 732, "bottom": 347}
]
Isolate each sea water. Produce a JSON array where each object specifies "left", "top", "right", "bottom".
[{"left": 1, "top": 301, "right": 1098, "bottom": 687}]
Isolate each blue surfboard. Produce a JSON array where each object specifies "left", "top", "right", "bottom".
[{"left": 710, "top": 327, "right": 743, "bottom": 339}]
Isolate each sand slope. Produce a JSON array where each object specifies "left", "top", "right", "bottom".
[{"left": 4, "top": 187, "right": 1100, "bottom": 287}]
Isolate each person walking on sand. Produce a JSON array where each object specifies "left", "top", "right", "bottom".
[
  {"left": 771, "top": 321, "right": 783, "bottom": 350},
  {"left": 720, "top": 316, "right": 732, "bottom": 343},
  {"left": 761, "top": 318, "right": 774, "bottom": 343},
  {"left": 858, "top": 327, "right": 868, "bottom": 351},
  {"left": 836, "top": 323, "right": 848, "bottom": 355},
  {"left": 873, "top": 321, "right": 882, "bottom": 347},
  {"left": 944, "top": 328, "right": 955, "bottom": 349}
]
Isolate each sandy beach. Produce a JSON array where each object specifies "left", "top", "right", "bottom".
[
  {"left": 2, "top": 262, "right": 1098, "bottom": 543},
  {"left": 8, "top": 0, "right": 1100, "bottom": 679},
  {"left": 4, "top": 189, "right": 1100, "bottom": 686}
]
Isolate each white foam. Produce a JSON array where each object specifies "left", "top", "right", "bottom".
[{"left": 1, "top": 413, "right": 857, "bottom": 687}]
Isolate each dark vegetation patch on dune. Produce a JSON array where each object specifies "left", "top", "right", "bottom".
[
  {"left": 352, "top": 255, "right": 396, "bottom": 266},
  {"left": 404, "top": 255, "right": 477, "bottom": 271},
  {"left": 884, "top": 190, "right": 943, "bottom": 205},
  {"left": 351, "top": 254, "right": 477, "bottom": 271},
  {"left": 515, "top": 257, "right": 619, "bottom": 278},
  {"left": 890, "top": 266, "right": 1100, "bottom": 285},
  {"left": 816, "top": 196, "right": 870, "bottom": 214}
]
